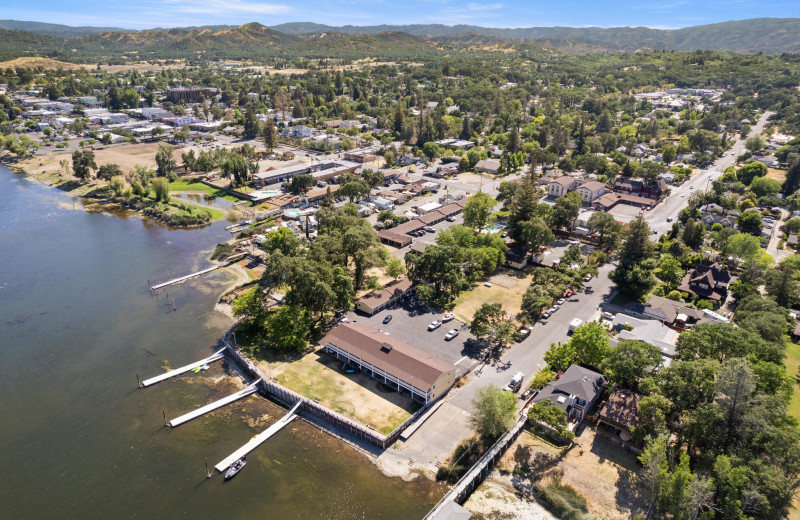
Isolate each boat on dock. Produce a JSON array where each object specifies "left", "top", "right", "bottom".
[{"left": 224, "top": 457, "right": 246, "bottom": 480}]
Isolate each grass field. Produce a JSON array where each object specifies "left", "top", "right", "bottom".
[
  {"left": 169, "top": 179, "right": 240, "bottom": 202},
  {"left": 451, "top": 270, "right": 532, "bottom": 323},
  {"left": 273, "top": 351, "right": 419, "bottom": 434},
  {"left": 785, "top": 342, "right": 800, "bottom": 422},
  {"left": 767, "top": 168, "right": 787, "bottom": 183}
]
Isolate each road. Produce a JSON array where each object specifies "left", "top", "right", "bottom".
[
  {"left": 646, "top": 111, "right": 773, "bottom": 236},
  {"left": 447, "top": 261, "right": 617, "bottom": 413}
]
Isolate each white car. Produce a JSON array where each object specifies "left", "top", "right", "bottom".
[
  {"left": 442, "top": 313, "right": 455, "bottom": 322},
  {"left": 542, "top": 311, "right": 552, "bottom": 319},
  {"left": 428, "top": 320, "right": 442, "bottom": 331},
  {"left": 444, "top": 329, "right": 460, "bottom": 341},
  {"left": 557, "top": 298, "right": 566, "bottom": 305},
  {"left": 483, "top": 282, "right": 493, "bottom": 287},
  {"left": 681, "top": 193, "right": 686, "bottom": 198}
]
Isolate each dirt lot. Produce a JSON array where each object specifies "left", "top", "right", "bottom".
[
  {"left": 451, "top": 268, "right": 533, "bottom": 323},
  {"left": 464, "top": 477, "right": 556, "bottom": 520},
  {"left": 272, "top": 350, "right": 420, "bottom": 434},
  {"left": 21, "top": 142, "right": 162, "bottom": 177},
  {"left": 767, "top": 167, "right": 787, "bottom": 182},
  {"left": 495, "top": 428, "right": 648, "bottom": 520}
]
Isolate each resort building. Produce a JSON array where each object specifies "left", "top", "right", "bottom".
[{"left": 320, "top": 322, "right": 456, "bottom": 403}]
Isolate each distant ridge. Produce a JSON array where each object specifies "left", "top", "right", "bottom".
[
  {"left": 0, "top": 19, "right": 132, "bottom": 38},
  {"left": 0, "top": 18, "right": 799, "bottom": 60}
]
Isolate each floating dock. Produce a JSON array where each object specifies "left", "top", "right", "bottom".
[
  {"left": 214, "top": 400, "right": 303, "bottom": 472},
  {"left": 149, "top": 254, "right": 246, "bottom": 290},
  {"left": 141, "top": 349, "right": 225, "bottom": 388},
  {"left": 168, "top": 380, "right": 261, "bottom": 428}
]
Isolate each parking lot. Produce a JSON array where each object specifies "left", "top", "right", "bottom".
[{"left": 343, "top": 300, "right": 484, "bottom": 371}]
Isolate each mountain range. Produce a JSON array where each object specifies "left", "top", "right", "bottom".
[{"left": 0, "top": 18, "right": 798, "bottom": 63}]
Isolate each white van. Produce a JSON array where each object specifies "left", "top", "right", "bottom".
[{"left": 503, "top": 371, "right": 524, "bottom": 393}]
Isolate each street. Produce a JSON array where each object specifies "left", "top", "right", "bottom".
[
  {"left": 646, "top": 111, "right": 773, "bottom": 236},
  {"left": 446, "top": 262, "right": 617, "bottom": 413}
]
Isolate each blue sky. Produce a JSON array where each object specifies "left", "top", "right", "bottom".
[{"left": 5, "top": 0, "right": 799, "bottom": 30}]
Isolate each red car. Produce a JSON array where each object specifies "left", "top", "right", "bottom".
[{"left": 564, "top": 289, "right": 574, "bottom": 298}]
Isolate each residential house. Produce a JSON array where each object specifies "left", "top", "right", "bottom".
[
  {"left": 613, "top": 177, "right": 666, "bottom": 199},
  {"left": 611, "top": 314, "right": 679, "bottom": 361},
  {"left": 320, "top": 322, "right": 456, "bottom": 403},
  {"left": 474, "top": 159, "right": 501, "bottom": 174},
  {"left": 355, "top": 278, "right": 414, "bottom": 315},
  {"left": 596, "top": 388, "right": 643, "bottom": 454},
  {"left": 636, "top": 295, "right": 705, "bottom": 330},
  {"left": 677, "top": 263, "right": 732, "bottom": 302},
  {"left": 506, "top": 244, "right": 528, "bottom": 269},
  {"left": 532, "top": 364, "right": 608, "bottom": 423}
]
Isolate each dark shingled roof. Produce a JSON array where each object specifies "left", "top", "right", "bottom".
[{"left": 598, "top": 388, "right": 642, "bottom": 429}]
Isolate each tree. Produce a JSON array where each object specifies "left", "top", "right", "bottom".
[
  {"left": 550, "top": 191, "right": 583, "bottom": 231},
  {"left": 470, "top": 303, "right": 515, "bottom": 349},
  {"left": 71, "top": 150, "right": 97, "bottom": 180},
  {"left": 257, "top": 305, "right": 311, "bottom": 352},
  {"left": 288, "top": 174, "right": 315, "bottom": 194},
  {"left": 462, "top": 191, "right": 496, "bottom": 230},
  {"left": 96, "top": 163, "right": 122, "bottom": 181},
  {"left": 588, "top": 212, "right": 623, "bottom": 251},
  {"left": 724, "top": 232, "right": 761, "bottom": 267},
  {"left": 744, "top": 134, "right": 766, "bottom": 153},
  {"left": 736, "top": 162, "right": 767, "bottom": 186},
  {"left": 715, "top": 358, "right": 757, "bottom": 452},
  {"left": 662, "top": 145, "right": 677, "bottom": 165},
  {"left": 528, "top": 400, "right": 573, "bottom": 439},
  {"left": 232, "top": 286, "right": 271, "bottom": 325},
  {"left": 737, "top": 210, "right": 763, "bottom": 235},
  {"left": 361, "top": 168, "right": 384, "bottom": 189},
  {"left": 521, "top": 283, "right": 552, "bottom": 321},
  {"left": 517, "top": 217, "right": 554, "bottom": 254},
  {"left": 749, "top": 176, "right": 781, "bottom": 198},
  {"left": 337, "top": 175, "right": 371, "bottom": 202},
  {"left": 263, "top": 226, "right": 301, "bottom": 256},
  {"left": 470, "top": 384, "right": 517, "bottom": 439},
  {"left": 544, "top": 341, "right": 577, "bottom": 373},
  {"left": 152, "top": 177, "right": 170, "bottom": 202},
  {"left": 655, "top": 254, "right": 683, "bottom": 288},
  {"left": 603, "top": 339, "right": 662, "bottom": 390},
  {"left": 243, "top": 106, "right": 259, "bottom": 139},
  {"left": 385, "top": 257, "right": 407, "bottom": 280},
  {"left": 611, "top": 216, "right": 657, "bottom": 300},
  {"left": 569, "top": 321, "right": 609, "bottom": 369},
  {"left": 155, "top": 144, "right": 176, "bottom": 181},
  {"left": 262, "top": 119, "right": 278, "bottom": 151},
  {"left": 766, "top": 264, "right": 799, "bottom": 308},
  {"left": 682, "top": 219, "right": 705, "bottom": 250}
]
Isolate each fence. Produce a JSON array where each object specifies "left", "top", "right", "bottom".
[
  {"left": 220, "top": 324, "right": 432, "bottom": 450},
  {"left": 423, "top": 415, "right": 529, "bottom": 519}
]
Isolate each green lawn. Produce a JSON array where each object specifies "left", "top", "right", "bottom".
[
  {"left": 785, "top": 342, "right": 800, "bottom": 421},
  {"left": 168, "top": 179, "right": 241, "bottom": 202}
]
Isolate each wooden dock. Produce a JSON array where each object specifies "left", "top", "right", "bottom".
[
  {"left": 214, "top": 400, "right": 303, "bottom": 472},
  {"left": 169, "top": 379, "right": 262, "bottom": 428},
  {"left": 140, "top": 349, "right": 225, "bottom": 388},
  {"left": 149, "top": 254, "right": 246, "bottom": 291}
]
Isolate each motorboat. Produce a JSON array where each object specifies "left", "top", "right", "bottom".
[{"left": 224, "top": 457, "right": 246, "bottom": 480}]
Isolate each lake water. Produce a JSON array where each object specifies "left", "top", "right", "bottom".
[{"left": 0, "top": 166, "right": 441, "bottom": 520}]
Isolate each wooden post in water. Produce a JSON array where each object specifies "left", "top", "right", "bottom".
[
  {"left": 206, "top": 461, "right": 211, "bottom": 478},
  {"left": 137, "top": 373, "right": 141, "bottom": 388},
  {"left": 163, "top": 410, "right": 167, "bottom": 427}
]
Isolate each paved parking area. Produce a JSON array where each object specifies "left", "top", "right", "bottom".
[{"left": 343, "top": 300, "right": 484, "bottom": 370}]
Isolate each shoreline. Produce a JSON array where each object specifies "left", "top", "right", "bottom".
[
  {"left": 4, "top": 156, "right": 444, "bottom": 483},
  {"left": 1, "top": 154, "right": 219, "bottom": 229}
]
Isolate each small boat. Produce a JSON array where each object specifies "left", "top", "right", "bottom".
[
  {"left": 191, "top": 366, "right": 202, "bottom": 373},
  {"left": 200, "top": 364, "right": 210, "bottom": 371},
  {"left": 224, "top": 457, "right": 246, "bottom": 480}
]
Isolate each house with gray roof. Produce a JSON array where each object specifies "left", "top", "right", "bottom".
[
  {"left": 532, "top": 364, "right": 607, "bottom": 423},
  {"left": 611, "top": 314, "right": 678, "bottom": 362}
]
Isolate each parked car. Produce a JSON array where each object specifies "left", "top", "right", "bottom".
[
  {"left": 428, "top": 320, "right": 442, "bottom": 331},
  {"left": 444, "top": 329, "right": 460, "bottom": 341},
  {"left": 516, "top": 327, "right": 532, "bottom": 342},
  {"left": 666, "top": 217, "right": 673, "bottom": 222},
  {"left": 501, "top": 232, "right": 508, "bottom": 238},
  {"left": 689, "top": 185, "right": 694, "bottom": 189},
  {"left": 542, "top": 311, "right": 552, "bottom": 319},
  {"left": 557, "top": 298, "right": 566, "bottom": 305},
  {"left": 383, "top": 314, "right": 393, "bottom": 324},
  {"left": 442, "top": 313, "right": 455, "bottom": 322},
  {"left": 603, "top": 311, "right": 614, "bottom": 321},
  {"left": 564, "top": 289, "right": 574, "bottom": 298},
  {"left": 502, "top": 371, "right": 525, "bottom": 393},
  {"left": 584, "top": 274, "right": 592, "bottom": 282},
  {"left": 446, "top": 216, "right": 456, "bottom": 222},
  {"left": 424, "top": 226, "right": 436, "bottom": 233},
  {"left": 483, "top": 282, "right": 493, "bottom": 287}
]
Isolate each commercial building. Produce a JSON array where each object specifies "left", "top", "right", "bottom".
[
  {"left": 320, "top": 322, "right": 456, "bottom": 403},
  {"left": 355, "top": 278, "right": 414, "bottom": 315}
]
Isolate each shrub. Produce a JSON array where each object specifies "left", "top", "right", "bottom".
[{"left": 536, "top": 480, "right": 591, "bottom": 520}]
